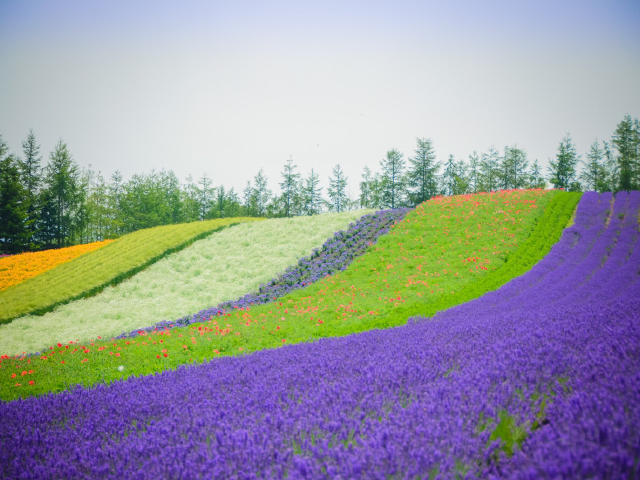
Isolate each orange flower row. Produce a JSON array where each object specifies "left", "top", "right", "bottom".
[{"left": 0, "top": 240, "right": 114, "bottom": 291}]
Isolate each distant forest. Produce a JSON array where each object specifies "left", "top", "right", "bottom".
[{"left": 0, "top": 113, "right": 638, "bottom": 254}]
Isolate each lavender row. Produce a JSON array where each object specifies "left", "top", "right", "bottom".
[
  {"left": 116, "top": 208, "right": 409, "bottom": 338},
  {"left": 1, "top": 193, "right": 638, "bottom": 478}
]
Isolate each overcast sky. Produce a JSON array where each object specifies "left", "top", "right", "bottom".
[{"left": 1, "top": 0, "right": 639, "bottom": 195}]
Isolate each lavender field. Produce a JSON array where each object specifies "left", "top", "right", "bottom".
[{"left": 1, "top": 191, "right": 639, "bottom": 478}]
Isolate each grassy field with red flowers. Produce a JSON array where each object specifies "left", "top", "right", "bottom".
[{"left": 0, "top": 189, "right": 580, "bottom": 401}]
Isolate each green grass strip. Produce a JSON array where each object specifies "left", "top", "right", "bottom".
[
  {"left": 1, "top": 190, "right": 581, "bottom": 402},
  {"left": 0, "top": 218, "right": 262, "bottom": 325},
  {"left": 391, "top": 191, "right": 582, "bottom": 322}
]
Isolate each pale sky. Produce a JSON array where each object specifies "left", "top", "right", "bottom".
[{"left": 1, "top": 0, "right": 639, "bottom": 195}]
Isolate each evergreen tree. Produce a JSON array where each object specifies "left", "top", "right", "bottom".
[
  {"left": 548, "top": 133, "right": 581, "bottom": 191},
  {"left": 161, "top": 170, "right": 183, "bottom": 224},
  {"left": 370, "top": 173, "right": 384, "bottom": 209},
  {"left": 197, "top": 173, "right": 213, "bottom": 220},
  {"left": 500, "top": 145, "right": 529, "bottom": 189},
  {"left": 467, "top": 151, "right": 480, "bottom": 194},
  {"left": 73, "top": 166, "right": 92, "bottom": 244},
  {"left": 406, "top": 137, "right": 439, "bottom": 206},
  {"left": 380, "top": 149, "right": 406, "bottom": 208},
  {"left": 580, "top": 140, "right": 607, "bottom": 192},
  {"left": 216, "top": 185, "right": 226, "bottom": 218},
  {"left": 602, "top": 140, "right": 619, "bottom": 193},
  {"left": 88, "top": 171, "right": 112, "bottom": 240},
  {"left": 327, "top": 164, "right": 348, "bottom": 212},
  {"left": 453, "top": 158, "right": 469, "bottom": 195},
  {"left": 479, "top": 146, "right": 500, "bottom": 192},
  {"left": 441, "top": 154, "right": 457, "bottom": 197},
  {"left": 181, "top": 175, "right": 201, "bottom": 223},
  {"left": 253, "top": 169, "right": 271, "bottom": 217},
  {"left": 108, "top": 171, "right": 124, "bottom": 236},
  {"left": 0, "top": 151, "right": 29, "bottom": 253},
  {"left": 280, "top": 156, "right": 300, "bottom": 217},
  {"left": 224, "top": 188, "right": 241, "bottom": 217},
  {"left": 41, "top": 140, "right": 80, "bottom": 247},
  {"left": 303, "top": 168, "right": 323, "bottom": 215},
  {"left": 634, "top": 118, "right": 640, "bottom": 188},
  {"left": 527, "top": 159, "right": 547, "bottom": 189},
  {"left": 612, "top": 114, "right": 638, "bottom": 191},
  {"left": 19, "top": 129, "right": 42, "bottom": 248},
  {"left": 242, "top": 181, "right": 256, "bottom": 216},
  {"left": 359, "top": 166, "right": 374, "bottom": 209}
]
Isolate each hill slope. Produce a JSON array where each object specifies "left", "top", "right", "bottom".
[
  {"left": 2, "top": 191, "right": 636, "bottom": 478},
  {"left": 0, "top": 189, "right": 577, "bottom": 399}
]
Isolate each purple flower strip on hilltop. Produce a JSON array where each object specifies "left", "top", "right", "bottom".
[
  {"left": 1, "top": 193, "right": 639, "bottom": 479},
  {"left": 115, "top": 208, "right": 410, "bottom": 338}
]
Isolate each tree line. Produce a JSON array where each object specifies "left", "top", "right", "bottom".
[{"left": 0, "top": 114, "right": 638, "bottom": 254}]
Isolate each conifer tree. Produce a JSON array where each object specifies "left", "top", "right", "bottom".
[
  {"left": 253, "top": 169, "right": 271, "bottom": 217},
  {"left": 359, "top": 166, "right": 373, "bottom": 209},
  {"left": 548, "top": 133, "right": 581, "bottom": 191},
  {"left": 216, "top": 185, "right": 226, "bottom": 218},
  {"left": 197, "top": 173, "right": 213, "bottom": 220},
  {"left": 380, "top": 149, "right": 406, "bottom": 208},
  {"left": 280, "top": 156, "right": 300, "bottom": 217},
  {"left": 327, "top": 164, "right": 348, "bottom": 212},
  {"left": 303, "top": 168, "right": 323, "bottom": 215},
  {"left": 480, "top": 146, "right": 500, "bottom": 192},
  {"left": 580, "top": 140, "right": 607, "bottom": 192},
  {"left": 40, "top": 140, "right": 80, "bottom": 247},
  {"left": 89, "top": 171, "right": 111, "bottom": 240},
  {"left": 453, "top": 158, "right": 469, "bottom": 195},
  {"left": 467, "top": 151, "right": 480, "bottom": 194},
  {"left": 612, "top": 114, "right": 638, "bottom": 191},
  {"left": 441, "top": 154, "right": 457, "bottom": 197},
  {"left": 243, "top": 180, "right": 256, "bottom": 216},
  {"left": 225, "top": 188, "right": 241, "bottom": 217},
  {"left": 406, "top": 137, "right": 439, "bottom": 206},
  {"left": 19, "top": 129, "right": 42, "bottom": 247},
  {"left": 0, "top": 148, "right": 29, "bottom": 253},
  {"left": 501, "top": 145, "right": 529, "bottom": 189},
  {"left": 108, "top": 171, "right": 124, "bottom": 236},
  {"left": 527, "top": 159, "right": 547, "bottom": 189},
  {"left": 601, "top": 140, "right": 619, "bottom": 193}
]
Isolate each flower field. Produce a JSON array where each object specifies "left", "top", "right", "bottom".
[
  {"left": 0, "top": 189, "right": 574, "bottom": 400},
  {"left": 0, "top": 240, "right": 114, "bottom": 292},
  {"left": 0, "top": 190, "right": 638, "bottom": 478},
  {"left": 0, "top": 210, "right": 372, "bottom": 356},
  {"left": 0, "top": 217, "right": 260, "bottom": 325}
]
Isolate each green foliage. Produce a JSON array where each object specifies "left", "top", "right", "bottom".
[
  {"left": 548, "top": 133, "right": 581, "bottom": 191},
  {"left": 406, "top": 137, "right": 439, "bottom": 205},
  {"left": 380, "top": 149, "right": 406, "bottom": 208},
  {"left": 327, "top": 164, "right": 348, "bottom": 212},
  {"left": 0, "top": 152, "right": 30, "bottom": 253},
  {"left": 0, "top": 217, "right": 261, "bottom": 324},
  {"left": 612, "top": 114, "right": 639, "bottom": 191}
]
